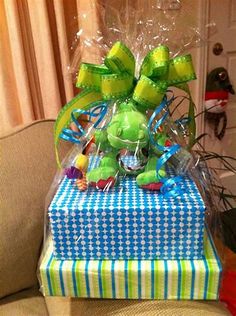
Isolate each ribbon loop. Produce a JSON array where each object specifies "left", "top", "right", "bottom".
[
  {"left": 101, "top": 73, "right": 134, "bottom": 100},
  {"left": 168, "top": 54, "right": 196, "bottom": 85},
  {"left": 77, "top": 64, "right": 110, "bottom": 92},
  {"left": 105, "top": 41, "right": 135, "bottom": 76},
  {"left": 133, "top": 75, "right": 167, "bottom": 110},
  {"left": 140, "top": 45, "right": 169, "bottom": 78}
]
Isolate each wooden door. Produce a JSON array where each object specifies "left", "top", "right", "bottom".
[{"left": 206, "top": 0, "right": 236, "bottom": 191}]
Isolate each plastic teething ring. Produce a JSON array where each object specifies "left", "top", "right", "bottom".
[{"left": 117, "top": 149, "right": 148, "bottom": 174}]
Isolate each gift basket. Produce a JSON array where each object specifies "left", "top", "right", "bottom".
[{"left": 38, "top": 0, "right": 235, "bottom": 306}]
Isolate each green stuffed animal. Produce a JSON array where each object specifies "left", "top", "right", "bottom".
[{"left": 87, "top": 100, "right": 168, "bottom": 190}]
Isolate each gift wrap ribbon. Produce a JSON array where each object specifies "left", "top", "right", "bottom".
[
  {"left": 54, "top": 41, "right": 196, "bottom": 195},
  {"left": 148, "top": 94, "right": 184, "bottom": 197}
]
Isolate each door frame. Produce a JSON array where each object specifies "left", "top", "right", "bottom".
[{"left": 195, "top": 0, "right": 210, "bottom": 140}]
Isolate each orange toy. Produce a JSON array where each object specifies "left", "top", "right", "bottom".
[{"left": 76, "top": 171, "right": 88, "bottom": 191}]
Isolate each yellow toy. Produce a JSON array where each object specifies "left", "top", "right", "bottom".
[
  {"left": 75, "top": 154, "right": 89, "bottom": 191},
  {"left": 75, "top": 154, "right": 89, "bottom": 171}
]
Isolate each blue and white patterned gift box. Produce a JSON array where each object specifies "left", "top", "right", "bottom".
[{"left": 49, "top": 157, "right": 206, "bottom": 260}]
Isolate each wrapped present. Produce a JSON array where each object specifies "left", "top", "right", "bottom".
[
  {"left": 39, "top": 230, "right": 221, "bottom": 300},
  {"left": 49, "top": 157, "right": 205, "bottom": 261},
  {"left": 35, "top": 2, "right": 230, "bottom": 311}
]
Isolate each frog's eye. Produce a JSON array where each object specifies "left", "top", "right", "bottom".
[
  {"left": 138, "top": 130, "right": 145, "bottom": 140},
  {"left": 117, "top": 128, "right": 122, "bottom": 137}
]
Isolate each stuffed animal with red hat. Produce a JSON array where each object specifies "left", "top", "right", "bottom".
[{"left": 205, "top": 67, "right": 235, "bottom": 140}]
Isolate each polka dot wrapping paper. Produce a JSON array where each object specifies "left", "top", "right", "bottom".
[
  {"left": 48, "top": 156, "right": 206, "bottom": 260},
  {"left": 39, "top": 230, "right": 222, "bottom": 299}
]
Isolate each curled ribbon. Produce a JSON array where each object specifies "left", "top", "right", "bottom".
[
  {"left": 148, "top": 94, "right": 184, "bottom": 198},
  {"left": 60, "top": 104, "right": 109, "bottom": 144},
  {"left": 54, "top": 41, "right": 196, "bottom": 167}
]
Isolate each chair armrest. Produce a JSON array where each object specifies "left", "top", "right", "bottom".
[{"left": 0, "top": 119, "right": 71, "bottom": 298}]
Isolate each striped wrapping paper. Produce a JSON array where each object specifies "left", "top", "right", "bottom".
[{"left": 39, "top": 230, "right": 221, "bottom": 300}]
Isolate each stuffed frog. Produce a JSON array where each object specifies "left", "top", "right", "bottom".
[{"left": 87, "top": 101, "right": 168, "bottom": 190}]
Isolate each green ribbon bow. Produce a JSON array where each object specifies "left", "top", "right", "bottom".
[
  {"left": 76, "top": 41, "right": 196, "bottom": 110},
  {"left": 54, "top": 41, "right": 196, "bottom": 166}
]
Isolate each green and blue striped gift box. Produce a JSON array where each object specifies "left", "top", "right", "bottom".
[{"left": 39, "top": 230, "right": 221, "bottom": 300}]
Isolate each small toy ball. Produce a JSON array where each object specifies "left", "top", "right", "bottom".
[
  {"left": 75, "top": 154, "right": 89, "bottom": 171},
  {"left": 65, "top": 166, "right": 82, "bottom": 179},
  {"left": 76, "top": 171, "right": 88, "bottom": 191}
]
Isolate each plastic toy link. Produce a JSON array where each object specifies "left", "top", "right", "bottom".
[{"left": 87, "top": 100, "right": 170, "bottom": 190}]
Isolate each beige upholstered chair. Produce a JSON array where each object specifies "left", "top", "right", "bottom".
[{"left": 0, "top": 120, "right": 230, "bottom": 315}]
